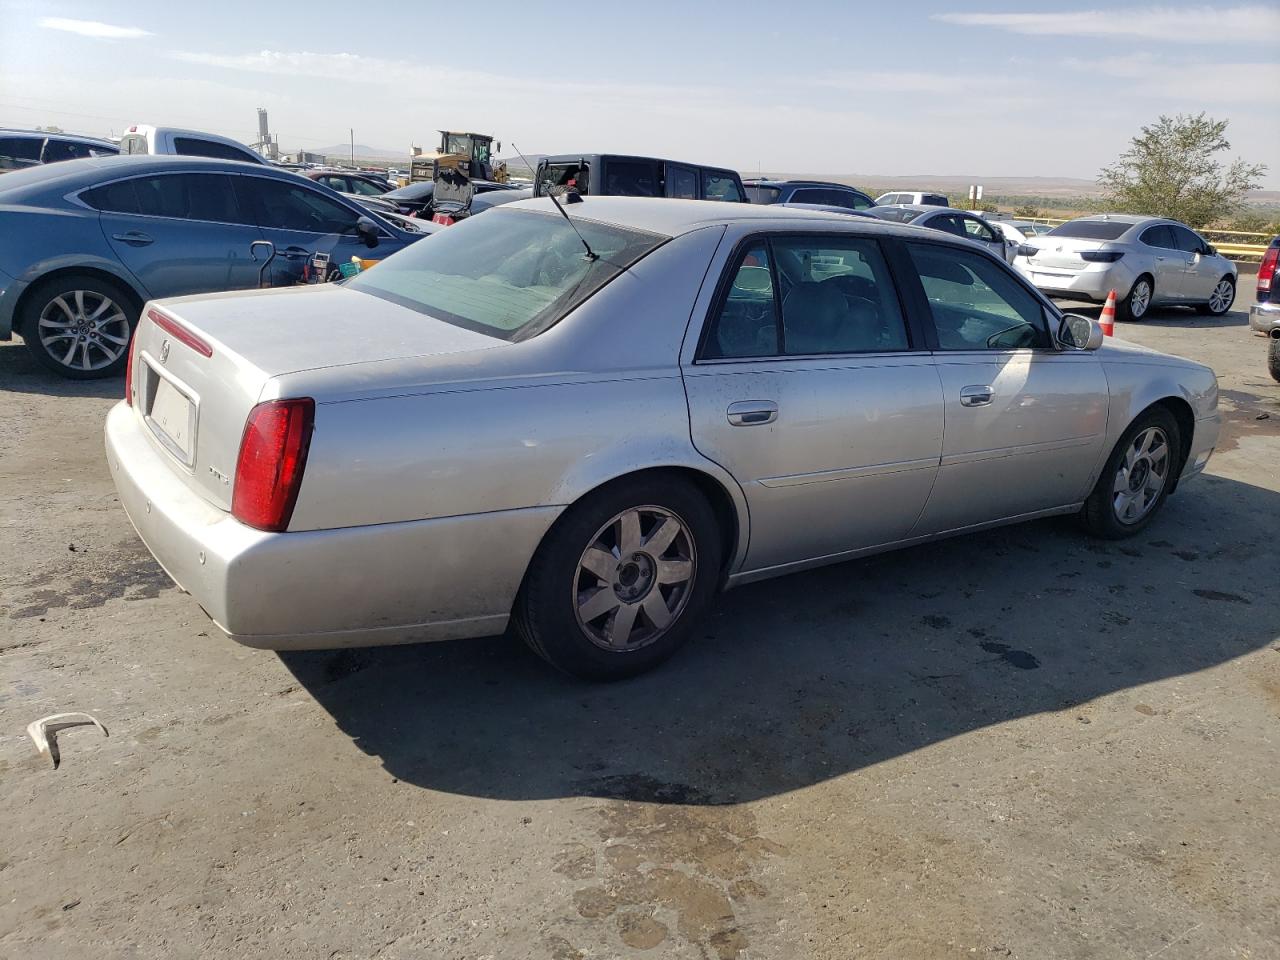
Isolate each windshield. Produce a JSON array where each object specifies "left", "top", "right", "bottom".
[
  {"left": 346, "top": 208, "right": 667, "bottom": 341},
  {"left": 868, "top": 206, "right": 925, "bottom": 223},
  {"left": 744, "top": 185, "right": 781, "bottom": 204},
  {"left": 1048, "top": 220, "right": 1131, "bottom": 240}
]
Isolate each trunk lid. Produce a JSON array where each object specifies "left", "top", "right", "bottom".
[
  {"left": 128, "top": 284, "right": 504, "bottom": 510},
  {"left": 1022, "top": 236, "right": 1110, "bottom": 272}
]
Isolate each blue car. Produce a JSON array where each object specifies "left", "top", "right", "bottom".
[{"left": 0, "top": 155, "right": 429, "bottom": 378}]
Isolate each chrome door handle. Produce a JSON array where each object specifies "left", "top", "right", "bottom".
[
  {"left": 111, "top": 231, "right": 153, "bottom": 246},
  {"left": 959, "top": 385, "right": 994, "bottom": 407},
  {"left": 726, "top": 400, "right": 778, "bottom": 426},
  {"left": 282, "top": 245, "right": 311, "bottom": 260}
]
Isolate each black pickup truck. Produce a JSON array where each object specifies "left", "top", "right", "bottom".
[{"left": 533, "top": 154, "right": 747, "bottom": 203}]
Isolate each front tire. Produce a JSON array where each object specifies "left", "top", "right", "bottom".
[
  {"left": 1118, "top": 275, "right": 1153, "bottom": 322},
  {"left": 20, "top": 275, "right": 137, "bottom": 379},
  {"left": 1195, "top": 276, "right": 1235, "bottom": 316},
  {"left": 1082, "top": 406, "right": 1181, "bottom": 539},
  {"left": 513, "top": 475, "right": 722, "bottom": 680}
]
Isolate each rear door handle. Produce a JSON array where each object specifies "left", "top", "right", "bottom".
[
  {"left": 111, "top": 231, "right": 153, "bottom": 246},
  {"left": 959, "top": 385, "right": 994, "bottom": 407},
  {"left": 281, "top": 245, "right": 310, "bottom": 261},
  {"left": 726, "top": 400, "right": 778, "bottom": 426}
]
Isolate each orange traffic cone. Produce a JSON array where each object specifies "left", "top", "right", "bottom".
[{"left": 1099, "top": 289, "right": 1117, "bottom": 336}]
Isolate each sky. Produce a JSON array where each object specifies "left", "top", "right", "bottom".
[{"left": 1, "top": 0, "right": 1277, "bottom": 188}]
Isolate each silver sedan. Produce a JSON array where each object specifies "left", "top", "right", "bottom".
[
  {"left": 106, "top": 198, "right": 1220, "bottom": 679},
  {"left": 1013, "top": 215, "right": 1238, "bottom": 321}
]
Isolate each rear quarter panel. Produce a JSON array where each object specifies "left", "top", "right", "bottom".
[{"left": 282, "top": 225, "right": 750, "bottom": 550}]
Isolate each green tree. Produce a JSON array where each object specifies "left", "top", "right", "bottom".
[{"left": 1098, "top": 113, "right": 1266, "bottom": 228}]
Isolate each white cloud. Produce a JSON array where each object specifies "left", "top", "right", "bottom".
[
  {"left": 818, "top": 70, "right": 990, "bottom": 94},
  {"left": 1065, "top": 55, "right": 1280, "bottom": 103},
  {"left": 38, "top": 17, "right": 153, "bottom": 39},
  {"left": 934, "top": 5, "right": 1280, "bottom": 43}
]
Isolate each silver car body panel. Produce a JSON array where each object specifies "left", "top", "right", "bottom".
[{"left": 106, "top": 197, "right": 1222, "bottom": 650}]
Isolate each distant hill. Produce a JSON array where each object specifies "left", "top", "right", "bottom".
[{"left": 308, "top": 143, "right": 403, "bottom": 160}]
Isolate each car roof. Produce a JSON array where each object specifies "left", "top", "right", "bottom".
[
  {"left": 0, "top": 127, "right": 118, "bottom": 148},
  {"left": 743, "top": 179, "right": 865, "bottom": 190},
  {"left": 883, "top": 204, "right": 973, "bottom": 215},
  {"left": 540, "top": 153, "right": 738, "bottom": 173},
  {"left": 1064, "top": 214, "right": 1157, "bottom": 226},
  {"left": 497, "top": 195, "right": 980, "bottom": 247},
  {"left": 0, "top": 154, "right": 310, "bottom": 197}
]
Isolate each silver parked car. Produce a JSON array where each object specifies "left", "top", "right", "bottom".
[
  {"left": 105, "top": 198, "right": 1220, "bottom": 679},
  {"left": 1014, "top": 215, "right": 1238, "bottom": 321},
  {"left": 867, "top": 204, "right": 1014, "bottom": 262}
]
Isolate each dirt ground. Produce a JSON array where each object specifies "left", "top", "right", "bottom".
[{"left": 2, "top": 280, "right": 1277, "bottom": 960}]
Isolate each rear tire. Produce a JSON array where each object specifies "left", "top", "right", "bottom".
[
  {"left": 1268, "top": 337, "right": 1280, "bottom": 383},
  {"left": 1195, "top": 276, "right": 1235, "bottom": 316},
  {"left": 20, "top": 274, "right": 137, "bottom": 379},
  {"left": 1082, "top": 406, "right": 1181, "bottom": 539},
  {"left": 1117, "top": 275, "right": 1153, "bottom": 322},
  {"left": 513, "top": 475, "right": 722, "bottom": 680}
]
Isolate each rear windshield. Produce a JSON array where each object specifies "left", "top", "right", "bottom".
[
  {"left": 744, "top": 185, "right": 781, "bottom": 204},
  {"left": 869, "top": 206, "right": 925, "bottom": 223},
  {"left": 1047, "top": 220, "right": 1131, "bottom": 240},
  {"left": 346, "top": 209, "right": 667, "bottom": 341},
  {"left": 384, "top": 181, "right": 434, "bottom": 201}
]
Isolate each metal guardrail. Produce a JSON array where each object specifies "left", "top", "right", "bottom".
[{"left": 1010, "top": 215, "right": 1269, "bottom": 262}]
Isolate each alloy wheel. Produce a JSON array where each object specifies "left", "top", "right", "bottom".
[
  {"left": 1129, "top": 280, "right": 1151, "bottom": 319},
  {"left": 1208, "top": 279, "right": 1234, "bottom": 314},
  {"left": 38, "top": 290, "right": 131, "bottom": 372},
  {"left": 573, "top": 505, "right": 697, "bottom": 652},
  {"left": 1112, "top": 426, "right": 1170, "bottom": 525}
]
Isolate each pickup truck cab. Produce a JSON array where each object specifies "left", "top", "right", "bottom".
[{"left": 534, "top": 154, "right": 746, "bottom": 203}]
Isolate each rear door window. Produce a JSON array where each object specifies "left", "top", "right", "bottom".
[
  {"left": 82, "top": 178, "right": 142, "bottom": 214},
  {"left": 666, "top": 164, "right": 698, "bottom": 199},
  {"left": 833, "top": 189, "right": 872, "bottom": 210},
  {"left": 703, "top": 237, "right": 909, "bottom": 358},
  {"left": 907, "top": 242, "right": 1050, "bottom": 350},
  {"left": 173, "top": 136, "right": 259, "bottom": 163},
  {"left": 117, "top": 173, "right": 244, "bottom": 223},
  {"left": 1140, "top": 225, "right": 1177, "bottom": 249},
  {"left": 703, "top": 170, "right": 744, "bottom": 202},
  {"left": 788, "top": 188, "right": 829, "bottom": 205},
  {"left": 0, "top": 136, "right": 42, "bottom": 164},
  {"left": 42, "top": 139, "right": 96, "bottom": 162},
  {"left": 604, "top": 160, "right": 659, "bottom": 197}
]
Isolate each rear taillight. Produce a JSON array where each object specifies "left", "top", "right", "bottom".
[
  {"left": 148, "top": 308, "right": 213, "bottom": 357},
  {"left": 1081, "top": 250, "right": 1124, "bottom": 263},
  {"left": 231, "top": 399, "right": 315, "bottom": 532},
  {"left": 125, "top": 334, "right": 136, "bottom": 406},
  {"left": 1259, "top": 246, "right": 1278, "bottom": 295},
  {"left": 432, "top": 213, "right": 456, "bottom": 226}
]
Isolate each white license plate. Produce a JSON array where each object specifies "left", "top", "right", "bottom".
[{"left": 149, "top": 377, "right": 193, "bottom": 461}]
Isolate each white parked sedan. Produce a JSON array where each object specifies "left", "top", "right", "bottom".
[{"left": 107, "top": 198, "right": 1220, "bottom": 679}]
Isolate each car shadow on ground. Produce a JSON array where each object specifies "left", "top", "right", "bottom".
[
  {"left": 1064, "top": 302, "right": 1249, "bottom": 330},
  {"left": 282, "top": 474, "right": 1278, "bottom": 806},
  {"left": 0, "top": 339, "right": 122, "bottom": 399}
]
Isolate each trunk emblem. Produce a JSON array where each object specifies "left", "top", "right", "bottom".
[{"left": 160, "top": 340, "right": 171, "bottom": 364}]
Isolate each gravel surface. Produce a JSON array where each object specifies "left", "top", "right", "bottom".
[{"left": 2, "top": 284, "right": 1277, "bottom": 959}]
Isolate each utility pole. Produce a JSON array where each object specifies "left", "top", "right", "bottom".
[{"left": 350, "top": 128, "right": 354, "bottom": 167}]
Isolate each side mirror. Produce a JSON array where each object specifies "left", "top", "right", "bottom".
[
  {"left": 1058, "top": 313, "right": 1104, "bottom": 351},
  {"left": 1204, "top": 245, "right": 1216, "bottom": 257},
  {"left": 356, "top": 216, "right": 380, "bottom": 249}
]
